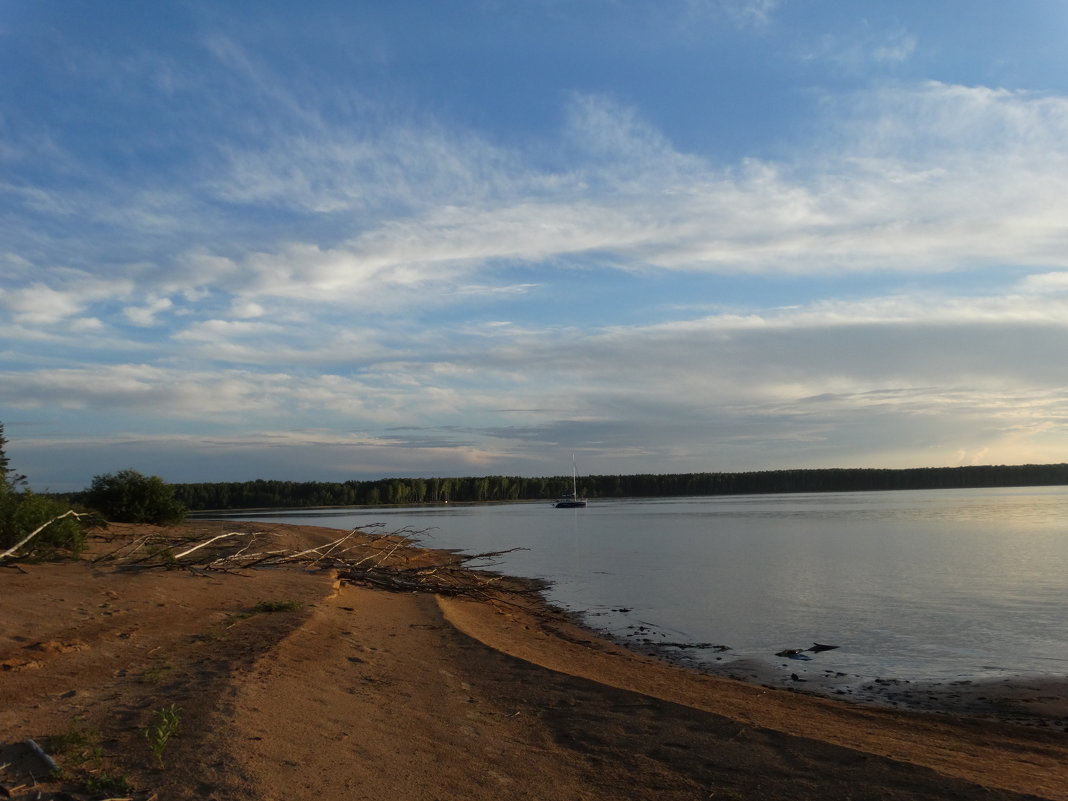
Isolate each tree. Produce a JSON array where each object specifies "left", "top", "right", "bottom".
[
  {"left": 85, "top": 469, "right": 187, "bottom": 524},
  {"left": 0, "top": 422, "right": 27, "bottom": 491},
  {"left": 0, "top": 421, "right": 9, "bottom": 491}
]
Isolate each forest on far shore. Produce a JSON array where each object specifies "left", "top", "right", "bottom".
[{"left": 157, "top": 463, "right": 1068, "bottom": 511}]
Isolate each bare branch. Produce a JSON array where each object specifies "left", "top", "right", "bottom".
[
  {"left": 171, "top": 531, "right": 256, "bottom": 560},
  {"left": 0, "top": 509, "right": 90, "bottom": 560}
]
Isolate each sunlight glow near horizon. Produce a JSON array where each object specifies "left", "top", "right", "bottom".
[{"left": 3, "top": 1, "right": 1068, "bottom": 491}]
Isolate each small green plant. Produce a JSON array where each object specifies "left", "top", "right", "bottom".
[
  {"left": 81, "top": 771, "right": 133, "bottom": 795},
  {"left": 143, "top": 704, "right": 181, "bottom": 768},
  {"left": 193, "top": 625, "right": 226, "bottom": 642},
  {"left": 227, "top": 599, "right": 304, "bottom": 626},
  {"left": 140, "top": 663, "right": 173, "bottom": 685},
  {"left": 145, "top": 544, "right": 178, "bottom": 567}
]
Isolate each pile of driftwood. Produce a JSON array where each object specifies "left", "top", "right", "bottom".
[{"left": 92, "top": 525, "right": 543, "bottom": 604}]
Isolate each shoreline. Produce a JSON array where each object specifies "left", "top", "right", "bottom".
[
  {"left": 443, "top": 538, "right": 1068, "bottom": 732},
  {"left": 683, "top": 652, "right": 1068, "bottom": 727},
  {"left": 2, "top": 520, "right": 1066, "bottom": 800},
  {"left": 610, "top": 635, "right": 1068, "bottom": 729}
]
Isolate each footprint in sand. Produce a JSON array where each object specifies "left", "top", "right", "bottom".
[
  {"left": 1, "top": 657, "right": 44, "bottom": 671},
  {"left": 26, "top": 639, "right": 89, "bottom": 656},
  {"left": 1, "top": 639, "right": 89, "bottom": 671}
]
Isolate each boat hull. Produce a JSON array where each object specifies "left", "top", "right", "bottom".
[{"left": 553, "top": 500, "right": 587, "bottom": 508}]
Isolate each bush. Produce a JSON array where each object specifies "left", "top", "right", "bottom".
[
  {"left": 0, "top": 421, "right": 86, "bottom": 559},
  {"left": 85, "top": 469, "right": 187, "bottom": 524},
  {"left": 0, "top": 491, "right": 88, "bottom": 558}
]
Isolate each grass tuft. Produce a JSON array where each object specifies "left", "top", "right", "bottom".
[
  {"left": 81, "top": 770, "right": 133, "bottom": 795},
  {"left": 140, "top": 663, "right": 173, "bottom": 685},
  {"left": 48, "top": 722, "right": 102, "bottom": 766},
  {"left": 143, "top": 703, "right": 181, "bottom": 769}
]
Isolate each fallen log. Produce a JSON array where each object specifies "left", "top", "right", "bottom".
[{"left": 24, "top": 738, "right": 58, "bottom": 773}]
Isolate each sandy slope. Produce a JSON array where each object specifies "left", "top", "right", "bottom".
[{"left": 1, "top": 521, "right": 1065, "bottom": 800}]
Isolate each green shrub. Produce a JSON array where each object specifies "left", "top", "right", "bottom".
[
  {"left": 0, "top": 490, "right": 87, "bottom": 558},
  {"left": 85, "top": 469, "right": 186, "bottom": 524},
  {"left": 0, "top": 421, "right": 86, "bottom": 559}
]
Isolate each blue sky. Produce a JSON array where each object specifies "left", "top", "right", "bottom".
[{"left": 5, "top": 1, "right": 1068, "bottom": 491}]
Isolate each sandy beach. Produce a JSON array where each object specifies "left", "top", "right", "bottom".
[{"left": 2, "top": 521, "right": 1066, "bottom": 800}]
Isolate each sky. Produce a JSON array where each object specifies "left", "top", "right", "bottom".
[{"left": 5, "top": 1, "right": 1068, "bottom": 491}]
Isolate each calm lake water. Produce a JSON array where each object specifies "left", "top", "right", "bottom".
[{"left": 217, "top": 486, "right": 1068, "bottom": 687}]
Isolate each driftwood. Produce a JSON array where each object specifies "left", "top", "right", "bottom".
[
  {"left": 170, "top": 532, "right": 246, "bottom": 560},
  {"left": 338, "top": 545, "right": 535, "bottom": 601},
  {"left": 0, "top": 510, "right": 90, "bottom": 561},
  {"left": 98, "top": 525, "right": 542, "bottom": 604}
]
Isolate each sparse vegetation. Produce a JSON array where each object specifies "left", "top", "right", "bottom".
[
  {"left": 141, "top": 663, "right": 174, "bottom": 685},
  {"left": 250, "top": 599, "right": 304, "bottom": 614},
  {"left": 224, "top": 599, "right": 305, "bottom": 628},
  {"left": 143, "top": 703, "right": 182, "bottom": 768},
  {"left": 48, "top": 722, "right": 102, "bottom": 766},
  {"left": 81, "top": 770, "right": 133, "bottom": 795}
]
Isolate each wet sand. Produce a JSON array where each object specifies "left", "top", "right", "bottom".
[{"left": 621, "top": 640, "right": 1068, "bottom": 728}]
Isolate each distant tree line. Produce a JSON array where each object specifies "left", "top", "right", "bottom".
[{"left": 162, "top": 463, "right": 1068, "bottom": 511}]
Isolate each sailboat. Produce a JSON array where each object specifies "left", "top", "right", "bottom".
[{"left": 553, "top": 454, "right": 587, "bottom": 508}]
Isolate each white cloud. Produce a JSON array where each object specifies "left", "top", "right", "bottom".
[
  {"left": 123, "top": 296, "right": 173, "bottom": 326},
  {"left": 182, "top": 82, "right": 1068, "bottom": 302},
  {"left": 172, "top": 318, "right": 285, "bottom": 342},
  {"left": 715, "top": 0, "right": 780, "bottom": 28},
  {"left": 12, "top": 80, "right": 1068, "bottom": 339},
  {"left": 0, "top": 362, "right": 471, "bottom": 424},
  {"left": 230, "top": 299, "right": 265, "bottom": 318},
  {"left": 1, "top": 283, "right": 84, "bottom": 324},
  {"left": 201, "top": 64, "right": 529, "bottom": 219},
  {"left": 872, "top": 32, "right": 917, "bottom": 64},
  {"left": 168, "top": 320, "right": 399, "bottom": 366},
  {"left": 802, "top": 22, "right": 916, "bottom": 70},
  {"left": 1018, "top": 271, "right": 1068, "bottom": 293},
  {"left": 564, "top": 94, "right": 702, "bottom": 177},
  {"left": 0, "top": 365, "right": 279, "bottom": 417},
  {"left": 0, "top": 271, "right": 135, "bottom": 327}
]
